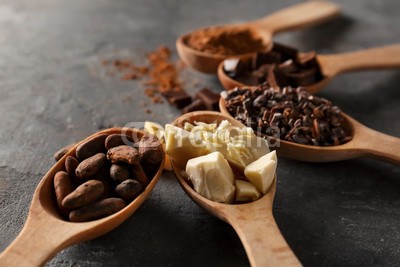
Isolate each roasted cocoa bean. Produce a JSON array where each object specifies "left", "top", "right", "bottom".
[
  {"left": 65, "top": 156, "right": 79, "bottom": 177},
  {"left": 107, "top": 145, "right": 140, "bottom": 165},
  {"left": 139, "top": 134, "right": 164, "bottom": 165},
  {"left": 54, "top": 171, "right": 75, "bottom": 211},
  {"left": 76, "top": 134, "right": 108, "bottom": 160},
  {"left": 110, "top": 164, "right": 130, "bottom": 183},
  {"left": 105, "top": 134, "right": 135, "bottom": 150},
  {"left": 62, "top": 180, "right": 104, "bottom": 209},
  {"left": 54, "top": 143, "right": 75, "bottom": 161},
  {"left": 75, "top": 153, "right": 107, "bottom": 179},
  {"left": 115, "top": 179, "right": 142, "bottom": 201},
  {"left": 69, "top": 198, "right": 126, "bottom": 222},
  {"left": 132, "top": 165, "right": 149, "bottom": 187}
]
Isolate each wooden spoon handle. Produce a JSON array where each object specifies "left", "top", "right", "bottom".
[
  {"left": 227, "top": 209, "right": 301, "bottom": 267},
  {"left": 353, "top": 123, "right": 400, "bottom": 165},
  {"left": 318, "top": 44, "right": 400, "bottom": 76},
  {"left": 252, "top": 1, "right": 340, "bottom": 34},
  {"left": 0, "top": 216, "right": 74, "bottom": 266}
]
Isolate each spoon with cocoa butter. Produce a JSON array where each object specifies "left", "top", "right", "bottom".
[
  {"left": 170, "top": 111, "right": 302, "bottom": 267},
  {"left": 218, "top": 44, "right": 400, "bottom": 93},
  {"left": 219, "top": 86, "right": 400, "bottom": 164},
  {"left": 0, "top": 128, "right": 164, "bottom": 266},
  {"left": 177, "top": 1, "right": 340, "bottom": 74}
]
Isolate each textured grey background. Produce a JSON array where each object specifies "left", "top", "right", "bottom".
[{"left": 0, "top": 0, "right": 399, "bottom": 266}]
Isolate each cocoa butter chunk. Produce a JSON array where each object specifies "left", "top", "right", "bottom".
[
  {"left": 105, "top": 134, "right": 135, "bottom": 150},
  {"left": 107, "top": 145, "right": 140, "bottom": 165},
  {"left": 139, "top": 135, "right": 164, "bottom": 165},
  {"left": 65, "top": 156, "right": 79, "bottom": 177},
  {"left": 195, "top": 88, "right": 220, "bottom": 111},
  {"left": 54, "top": 143, "right": 75, "bottom": 161},
  {"left": 115, "top": 179, "right": 143, "bottom": 201},
  {"left": 75, "top": 134, "right": 108, "bottom": 160},
  {"left": 54, "top": 171, "right": 75, "bottom": 208},
  {"left": 62, "top": 180, "right": 104, "bottom": 209},
  {"left": 110, "top": 164, "right": 130, "bottom": 183},
  {"left": 75, "top": 153, "right": 107, "bottom": 179},
  {"left": 69, "top": 198, "right": 127, "bottom": 222}
]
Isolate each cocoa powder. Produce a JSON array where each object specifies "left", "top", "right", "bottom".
[
  {"left": 99, "top": 46, "right": 221, "bottom": 113},
  {"left": 185, "top": 27, "right": 266, "bottom": 56}
]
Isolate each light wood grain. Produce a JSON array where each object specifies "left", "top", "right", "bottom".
[
  {"left": 172, "top": 111, "right": 302, "bottom": 267},
  {"left": 177, "top": 1, "right": 340, "bottom": 73},
  {"left": 0, "top": 128, "right": 164, "bottom": 267},
  {"left": 219, "top": 98, "right": 400, "bottom": 164}
]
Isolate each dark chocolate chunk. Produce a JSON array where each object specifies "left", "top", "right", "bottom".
[
  {"left": 163, "top": 92, "right": 192, "bottom": 108},
  {"left": 182, "top": 98, "right": 207, "bottom": 114},
  {"left": 286, "top": 68, "right": 317, "bottom": 86},
  {"left": 297, "top": 51, "right": 317, "bottom": 67},
  {"left": 278, "top": 59, "right": 298, "bottom": 74},
  {"left": 252, "top": 51, "right": 282, "bottom": 69},
  {"left": 272, "top": 43, "right": 298, "bottom": 61},
  {"left": 195, "top": 88, "right": 220, "bottom": 111}
]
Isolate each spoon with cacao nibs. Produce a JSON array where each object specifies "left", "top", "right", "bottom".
[
  {"left": 220, "top": 85, "right": 400, "bottom": 164},
  {"left": 0, "top": 128, "right": 164, "bottom": 266},
  {"left": 218, "top": 44, "right": 400, "bottom": 93}
]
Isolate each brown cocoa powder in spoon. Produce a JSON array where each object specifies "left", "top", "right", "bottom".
[{"left": 185, "top": 27, "right": 266, "bottom": 56}]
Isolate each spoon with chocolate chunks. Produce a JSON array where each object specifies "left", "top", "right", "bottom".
[
  {"left": 171, "top": 111, "right": 301, "bottom": 267},
  {"left": 177, "top": 1, "right": 340, "bottom": 73},
  {"left": 219, "top": 86, "right": 400, "bottom": 165},
  {"left": 218, "top": 43, "right": 400, "bottom": 93},
  {"left": 0, "top": 128, "right": 164, "bottom": 266}
]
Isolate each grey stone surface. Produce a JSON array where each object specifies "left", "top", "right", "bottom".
[{"left": 0, "top": 0, "right": 399, "bottom": 266}]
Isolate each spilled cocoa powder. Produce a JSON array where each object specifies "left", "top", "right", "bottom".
[
  {"left": 100, "top": 46, "right": 220, "bottom": 114},
  {"left": 185, "top": 27, "right": 266, "bottom": 56}
]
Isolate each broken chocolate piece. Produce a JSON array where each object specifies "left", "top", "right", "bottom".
[
  {"left": 163, "top": 92, "right": 192, "bottom": 108},
  {"left": 272, "top": 43, "right": 298, "bottom": 61},
  {"left": 278, "top": 59, "right": 298, "bottom": 74},
  {"left": 252, "top": 51, "right": 281, "bottom": 69},
  {"left": 297, "top": 51, "right": 317, "bottom": 67},
  {"left": 182, "top": 98, "right": 207, "bottom": 114},
  {"left": 195, "top": 88, "right": 220, "bottom": 111},
  {"left": 286, "top": 68, "right": 317, "bottom": 86},
  {"left": 223, "top": 42, "right": 323, "bottom": 88}
]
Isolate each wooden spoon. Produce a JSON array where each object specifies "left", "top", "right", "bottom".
[
  {"left": 218, "top": 44, "right": 400, "bottom": 93},
  {"left": 219, "top": 98, "right": 400, "bottom": 164},
  {"left": 0, "top": 128, "right": 164, "bottom": 266},
  {"left": 177, "top": 1, "right": 340, "bottom": 74},
  {"left": 171, "top": 111, "right": 302, "bottom": 267}
]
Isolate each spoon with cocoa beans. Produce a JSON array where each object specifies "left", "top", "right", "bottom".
[
  {"left": 219, "top": 86, "right": 400, "bottom": 164},
  {"left": 218, "top": 44, "right": 400, "bottom": 93},
  {"left": 0, "top": 128, "right": 164, "bottom": 266},
  {"left": 177, "top": 1, "right": 340, "bottom": 73},
  {"left": 171, "top": 111, "right": 302, "bottom": 267}
]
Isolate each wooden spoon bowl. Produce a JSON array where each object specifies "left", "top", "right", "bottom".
[
  {"left": 177, "top": 1, "right": 340, "bottom": 74},
  {"left": 0, "top": 128, "right": 164, "bottom": 266},
  {"left": 218, "top": 44, "right": 400, "bottom": 93},
  {"left": 171, "top": 111, "right": 301, "bottom": 267},
  {"left": 219, "top": 98, "right": 400, "bottom": 164}
]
